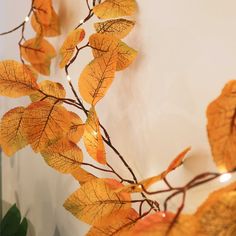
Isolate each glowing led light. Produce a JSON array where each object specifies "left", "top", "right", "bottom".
[
  {"left": 161, "top": 212, "right": 166, "bottom": 218},
  {"left": 219, "top": 173, "right": 232, "bottom": 183},
  {"left": 24, "top": 16, "right": 30, "bottom": 22},
  {"left": 66, "top": 75, "right": 71, "bottom": 82},
  {"left": 79, "top": 19, "right": 84, "bottom": 24},
  {"left": 92, "top": 131, "right": 98, "bottom": 136}
]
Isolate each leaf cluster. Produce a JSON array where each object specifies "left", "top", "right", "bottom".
[{"left": 0, "top": 0, "right": 235, "bottom": 235}]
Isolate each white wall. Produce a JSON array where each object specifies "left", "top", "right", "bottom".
[{"left": 1, "top": 0, "right": 236, "bottom": 235}]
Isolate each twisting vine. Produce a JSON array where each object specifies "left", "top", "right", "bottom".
[{"left": 0, "top": 0, "right": 235, "bottom": 235}]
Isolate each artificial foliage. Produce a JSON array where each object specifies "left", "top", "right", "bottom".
[
  {"left": 0, "top": 204, "right": 28, "bottom": 236},
  {"left": 0, "top": 0, "right": 235, "bottom": 235}
]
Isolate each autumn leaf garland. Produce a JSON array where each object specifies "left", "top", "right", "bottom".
[{"left": 0, "top": 0, "right": 235, "bottom": 236}]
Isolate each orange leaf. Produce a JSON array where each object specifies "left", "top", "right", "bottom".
[
  {"left": 129, "top": 212, "right": 193, "bottom": 236},
  {"left": 93, "top": 0, "right": 137, "bottom": 19},
  {"left": 59, "top": 28, "right": 85, "bottom": 68},
  {"left": 42, "top": 139, "right": 83, "bottom": 174},
  {"left": 118, "top": 147, "right": 191, "bottom": 193},
  {"left": 21, "top": 101, "right": 71, "bottom": 152},
  {"left": 67, "top": 112, "right": 84, "bottom": 143},
  {"left": 0, "top": 60, "right": 39, "bottom": 97},
  {"left": 71, "top": 167, "right": 97, "bottom": 185},
  {"left": 89, "top": 33, "right": 137, "bottom": 71},
  {"left": 64, "top": 178, "right": 131, "bottom": 225},
  {"left": 31, "top": 8, "right": 60, "bottom": 37},
  {"left": 207, "top": 80, "right": 236, "bottom": 171},
  {"left": 0, "top": 107, "right": 28, "bottom": 156},
  {"left": 78, "top": 51, "right": 117, "bottom": 105},
  {"left": 94, "top": 19, "right": 135, "bottom": 39},
  {"left": 31, "top": 59, "right": 51, "bottom": 76},
  {"left": 83, "top": 107, "right": 106, "bottom": 164},
  {"left": 33, "top": 0, "right": 52, "bottom": 25},
  {"left": 20, "top": 37, "right": 56, "bottom": 64},
  {"left": 30, "top": 80, "right": 66, "bottom": 103},
  {"left": 87, "top": 208, "right": 139, "bottom": 236},
  {"left": 193, "top": 181, "right": 236, "bottom": 236}
]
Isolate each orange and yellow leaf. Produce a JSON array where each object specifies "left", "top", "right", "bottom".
[
  {"left": 59, "top": 28, "right": 85, "bottom": 68},
  {"left": 78, "top": 51, "right": 117, "bottom": 105},
  {"left": 118, "top": 147, "right": 190, "bottom": 193},
  {"left": 31, "top": 59, "right": 51, "bottom": 76},
  {"left": 64, "top": 178, "right": 131, "bottom": 225},
  {"left": 0, "top": 60, "right": 38, "bottom": 97},
  {"left": 207, "top": 80, "right": 236, "bottom": 171},
  {"left": 93, "top": 0, "right": 137, "bottom": 19},
  {"left": 94, "top": 19, "right": 135, "bottom": 39},
  {"left": 67, "top": 112, "right": 84, "bottom": 143},
  {"left": 22, "top": 101, "right": 71, "bottom": 152},
  {"left": 31, "top": 8, "right": 60, "bottom": 37},
  {"left": 0, "top": 107, "right": 28, "bottom": 156},
  {"left": 30, "top": 80, "right": 66, "bottom": 103},
  {"left": 42, "top": 139, "right": 83, "bottom": 174},
  {"left": 89, "top": 33, "right": 137, "bottom": 71},
  {"left": 33, "top": 0, "right": 52, "bottom": 25},
  {"left": 87, "top": 208, "right": 139, "bottom": 236},
  {"left": 83, "top": 107, "right": 106, "bottom": 164},
  {"left": 193, "top": 181, "right": 236, "bottom": 236},
  {"left": 71, "top": 167, "right": 97, "bottom": 185},
  {"left": 129, "top": 212, "right": 193, "bottom": 236},
  {"left": 20, "top": 37, "right": 56, "bottom": 64}
]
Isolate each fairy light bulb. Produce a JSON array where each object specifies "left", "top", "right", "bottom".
[
  {"left": 219, "top": 173, "right": 232, "bottom": 183},
  {"left": 66, "top": 75, "right": 71, "bottom": 82},
  {"left": 24, "top": 16, "right": 30, "bottom": 22},
  {"left": 161, "top": 212, "right": 166, "bottom": 218},
  {"left": 79, "top": 19, "right": 84, "bottom": 24}
]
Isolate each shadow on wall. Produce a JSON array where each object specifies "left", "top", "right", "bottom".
[{"left": 53, "top": 226, "right": 61, "bottom": 236}]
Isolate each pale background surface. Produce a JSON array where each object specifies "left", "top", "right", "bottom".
[{"left": 0, "top": 0, "right": 236, "bottom": 235}]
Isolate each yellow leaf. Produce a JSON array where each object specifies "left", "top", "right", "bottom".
[
  {"left": 93, "top": 0, "right": 137, "bottom": 19},
  {"left": 83, "top": 107, "right": 106, "bottom": 164},
  {"left": 0, "top": 107, "right": 27, "bottom": 156},
  {"left": 0, "top": 60, "right": 39, "bottom": 97},
  {"left": 22, "top": 101, "right": 71, "bottom": 152},
  {"left": 87, "top": 208, "right": 139, "bottom": 236},
  {"left": 30, "top": 80, "right": 66, "bottom": 103},
  {"left": 64, "top": 178, "right": 131, "bottom": 225},
  {"left": 78, "top": 51, "right": 117, "bottom": 105},
  {"left": 31, "top": 8, "right": 60, "bottom": 37},
  {"left": 94, "top": 19, "right": 135, "bottom": 39},
  {"left": 119, "top": 147, "right": 191, "bottom": 193},
  {"left": 207, "top": 80, "right": 236, "bottom": 171},
  {"left": 67, "top": 112, "right": 84, "bottom": 143},
  {"left": 42, "top": 139, "right": 83, "bottom": 174},
  {"left": 89, "top": 33, "right": 137, "bottom": 71},
  {"left": 33, "top": 0, "right": 52, "bottom": 25},
  {"left": 71, "top": 167, "right": 97, "bottom": 185},
  {"left": 193, "top": 181, "right": 236, "bottom": 236},
  {"left": 20, "top": 37, "right": 56, "bottom": 64},
  {"left": 59, "top": 28, "right": 85, "bottom": 68}
]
